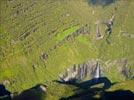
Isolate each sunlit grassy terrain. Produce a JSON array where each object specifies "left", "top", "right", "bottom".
[{"left": 0, "top": 0, "right": 134, "bottom": 100}]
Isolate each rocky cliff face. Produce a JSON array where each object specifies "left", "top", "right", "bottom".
[
  {"left": 58, "top": 59, "right": 133, "bottom": 83},
  {"left": 58, "top": 60, "right": 102, "bottom": 83}
]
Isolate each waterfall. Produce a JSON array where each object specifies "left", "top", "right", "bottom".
[
  {"left": 94, "top": 63, "right": 101, "bottom": 79},
  {"left": 58, "top": 61, "right": 102, "bottom": 83}
]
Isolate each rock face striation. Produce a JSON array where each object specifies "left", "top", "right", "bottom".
[
  {"left": 58, "top": 59, "right": 134, "bottom": 83},
  {"left": 58, "top": 60, "right": 102, "bottom": 83}
]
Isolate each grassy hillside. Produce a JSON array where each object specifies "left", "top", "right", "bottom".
[{"left": 0, "top": 0, "right": 134, "bottom": 99}]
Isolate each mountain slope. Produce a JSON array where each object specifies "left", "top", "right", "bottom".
[{"left": 0, "top": 0, "right": 134, "bottom": 100}]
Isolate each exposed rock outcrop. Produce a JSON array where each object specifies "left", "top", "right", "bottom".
[
  {"left": 40, "top": 52, "right": 48, "bottom": 61},
  {"left": 58, "top": 60, "right": 102, "bottom": 83},
  {"left": 95, "top": 14, "right": 115, "bottom": 44},
  {"left": 95, "top": 20, "right": 103, "bottom": 39},
  {"left": 117, "top": 58, "right": 133, "bottom": 79},
  {"left": 58, "top": 58, "right": 134, "bottom": 83}
]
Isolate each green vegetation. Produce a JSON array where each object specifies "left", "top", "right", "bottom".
[
  {"left": 109, "top": 80, "right": 134, "bottom": 92},
  {"left": 56, "top": 26, "right": 79, "bottom": 41},
  {"left": 0, "top": 0, "right": 134, "bottom": 100}
]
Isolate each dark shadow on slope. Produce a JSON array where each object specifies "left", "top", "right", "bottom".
[
  {"left": 57, "top": 77, "right": 134, "bottom": 100},
  {"left": 76, "top": 77, "right": 112, "bottom": 90},
  {"left": 0, "top": 84, "right": 11, "bottom": 100},
  {"left": 55, "top": 77, "right": 112, "bottom": 90},
  {"left": 0, "top": 84, "right": 46, "bottom": 100},
  {"left": 60, "top": 89, "right": 134, "bottom": 100},
  {"left": 58, "top": 77, "right": 109, "bottom": 100},
  {"left": 88, "top": 0, "right": 115, "bottom": 6},
  {"left": 13, "top": 84, "right": 47, "bottom": 100},
  {"left": 0, "top": 84, "right": 11, "bottom": 97},
  {"left": 60, "top": 87, "right": 102, "bottom": 100},
  {"left": 103, "top": 90, "right": 134, "bottom": 100}
]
